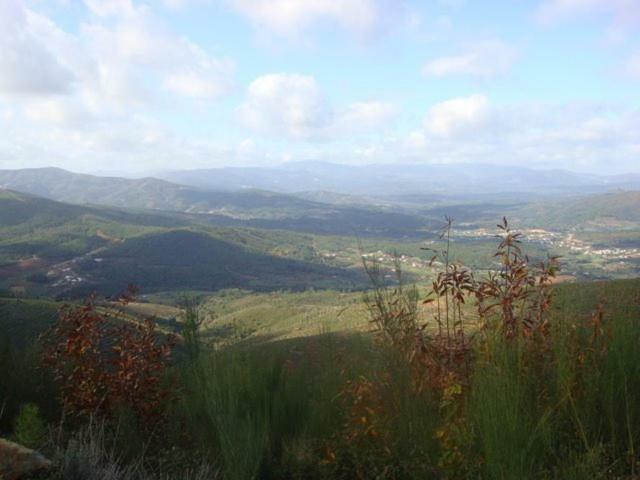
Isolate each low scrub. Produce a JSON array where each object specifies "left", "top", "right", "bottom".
[{"left": 0, "top": 219, "right": 638, "bottom": 479}]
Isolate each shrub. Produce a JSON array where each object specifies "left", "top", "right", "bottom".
[
  {"left": 0, "top": 334, "right": 57, "bottom": 434},
  {"left": 40, "top": 288, "right": 176, "bottom": 430},
  {"left": 47, "top": 421, "right": 216, "bottom": 480},
  {"left": 13, "top": 403, "right": 47, "bottom": 449}
]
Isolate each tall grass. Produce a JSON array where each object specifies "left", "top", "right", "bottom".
[
  {"left": 177, "top": 302, "right": 344, "bottom": 479},
  {"left": 2, "top": 222, "right": 639, "bottom": 479},
  {"left": 354, "top": 219, "right": 640, "bottom": 479},
  {"left": 0, "top": 335, "right": 58, "bottom": 432},
  {"left": 46, "top": 421, "right": 215, "bottom": 480},
  {"left": 467, "top": 294, "right": 640, "bottom": 478},
  {"left": 470, "top": 332, "right": 553, "bottom": 479}
]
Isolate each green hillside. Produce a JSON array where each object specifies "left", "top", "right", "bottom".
[
  {"left": 196, "top": 277, "right": 640, "bottom": 349},
  {"left": 2, "top": 186, "right": 639, "bottom": 301},
  {"left": 70, "top": 229, "right": 365, "bottom": 296},
  {"left": 0, "top": 168, "right": 432, "bottom": 238},
  {"left": 0, "top": 189, "right": 325, "bottom": 262},
  {"left": 0, "top": 167, "right": 320, "bottom": 216},
  {"left": 518, "top": 190, "right": 640, "bottom": 229},
  {"left": 0, "top": 189, "right": 186, "bottom": 261},
  {"left": 0, "top": 191, "right": 370, "bottom": 297},
  {"left": 0, "top": 297, "right": 59, "bottom": 349},
  {"left": 198, "top": 289, "right": 368, "bottom": 345}
]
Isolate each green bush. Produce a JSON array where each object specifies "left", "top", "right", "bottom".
[
  {"left": 0, "top": 335, "right": 58, "bottom": 434},
  {"left": 13, "top": 402, "right": 47, "bottom": 449}
]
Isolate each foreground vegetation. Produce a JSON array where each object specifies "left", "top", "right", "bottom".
[{"left": 1, "top": 223, "right": 639, "bottom": 479}]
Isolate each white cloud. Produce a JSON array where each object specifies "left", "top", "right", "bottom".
[
  {"left": 536, "top": 0, "right": 640, "bottom": 42},
  {"left": 237, "top": 74, "right": 332, "bottom": 137},
  {"left": 82, "top": 0, "right": 137, "bottom": 18},
  {"left": 624, "top": 52, "right": 640, "bottom": 78},
  {"left": 0, "top": 0, "right": 234, "bottom": 106},
  {"left": 237, "top": 138, "right": 256, "bottom": 156},
  {"left": 423, "top": 94, "right": 488, "bottom": 136},
  {"left": 0, "top": 0, "right": 75, "bottom": 96},
  {"left": 1, "top": 1, "right": 638, "bottom": 175},
  {"left": 160, "top": 43, "right": 235, "bottom": 99},
  {"left": 437, "top": 0, "right": 465, "bottom": 7},
  {"left": 537, "top": 0, "right": 639, "bottom": 22},
  {"left": 227, "top": 0, "right": 405, "bottom": 39},
  {"left": 422, "top": 40, "right": 518, "bottom": 78},
  {"left": 307, "top": 101, "right": 640, "bottom": 172},
  {"left": 375, "top": 98, "right": 640, "bottom": 173},
  {"left": 22, "top": 98, "right": 89, "bottom": 127},
  {"left": 82, "top": 8, "right": 235, "bottom": 103},
  {"left": 163, "top": 72, "right": 229, "bottom": 98},
  {"left": 0, "top": 0, "right": 237, "bottom": 172},
  {"left": 161, "top": 0, "right": 213, "bottom": 9},
  {"left": 338, "top": 101, "right": 396, "bottom": 131},
  {"left": 237, "top": 73, "right": 395, "bottom": 139}
]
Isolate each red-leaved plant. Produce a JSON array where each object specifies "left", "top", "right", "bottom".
[{"left": 40, "top": 286, "right": 176, "bottom": 429}]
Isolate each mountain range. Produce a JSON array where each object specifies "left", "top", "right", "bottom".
[
  {"left": 0, "top": 167, "right": 433, "bottom": 238},
  {"left": 157, "top": 161, "right": 640, "bottom": 197},
  {"left": 2, "top": 165, "right": 640, "bottom": 234}
]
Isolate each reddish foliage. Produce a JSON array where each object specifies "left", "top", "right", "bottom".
[
  {"left": 475, "top": 217, "right": 560, "bottom": 340},
  {"left": 349, "top": 217, "right": 565, "bottom": 476},
  {"left": 40, "top": 287, "right": 176, "bottom": 428},
  {"left": 325, "top": 373, "right": 409, "bottom": 480}
]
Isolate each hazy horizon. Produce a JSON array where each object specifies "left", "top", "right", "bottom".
[{"left": 3, "top": 160, "right": 640, "bottom": 180}]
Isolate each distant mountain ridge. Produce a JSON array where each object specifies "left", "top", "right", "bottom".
[
  {"left": 0, "top": 168, "right": 433, "bottom": 238},
  {"left": 2, "top": 166, "right": 639, "bottom": 237},
  {"left": 0, "top": 167, "right": 321, "bottom": 215},
  {"left": 157, "top": 161, "right": 639, "bottom": 197}
]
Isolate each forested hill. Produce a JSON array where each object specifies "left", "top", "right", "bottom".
[
  {"left": 518, "top": 191, "right": 640, "bottom": 228},
  {"left": 0, "top": 167, "right": 321, "bottom": 215},
  {"left": 0, "top": 190, "right": 367, "bottom": 297},
  {"left": 0, "top": 168, "right": 431, "bottom": 238}
]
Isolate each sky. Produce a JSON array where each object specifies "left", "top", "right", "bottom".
[{"left": 0, "top": 0, "right": 639, "bottom": 175}]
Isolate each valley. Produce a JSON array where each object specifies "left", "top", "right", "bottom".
[
  {"left": 1, "top": 165, "right": 639, "bottom": 480},
  {"left": 1, "top": 167, "right": 639, "bottom": 300}
]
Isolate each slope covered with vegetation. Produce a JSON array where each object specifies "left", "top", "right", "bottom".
[
  {"left": 72, "top": 229, "right": 366, "bottom": 296},
  {"left": 518, "top": 190, "right": 640, "bottom": 229},
  {"left": 0, "top": 191, "right": 371, "bottom": 297},
  {"left": 1, "top": 226, "right": 638, "bottom": 479},
  {"left": 0, "top": 168, "right": 432, "bottom": 238},
  {"left": 0, "top": 189, "right": 188, "bottom": 256}
]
